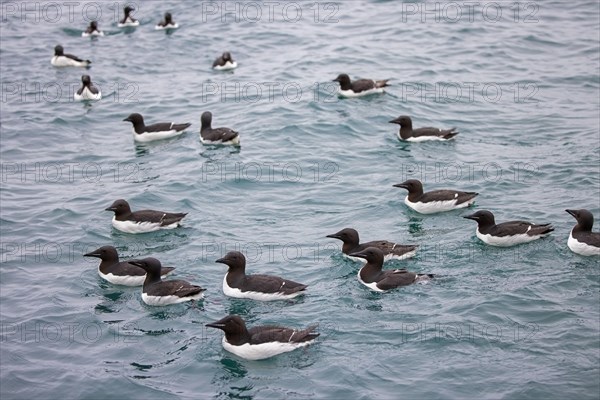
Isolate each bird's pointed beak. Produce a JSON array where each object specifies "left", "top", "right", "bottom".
[
  {"left": 389, "top": 118, "right": 401, "bottom": 124},
  {"left": 326, "top": 233, "right": 340, "bottom": 239},
  {"left": 348, "top": 251, "right": 367, "bottom": 259},
  {"left": 393, "top": 183, "right": 407, "bottom": 189},
  {"left": 128, "top": 259, "right": 143, "bottom": 267},
  {"left": 123, "top": 117, "right": 131, "bottom": 122},
  {"left": 205, "top": 322, "right": 225, "bottom": 329},
  {"left": 105, "top": 206, "right": 116, "bottom": 211},
  {"left": 83, "top": 251, "right": 100, "bottom": 257},
  {"left": 215, "top": 257, "right": 227, "bottom": 264},
  {"left": 565, "top": 209, "right": 576, "bottom": 217},
  {"left": 463, "top": 214, "right": 477, "bottom": 220}
]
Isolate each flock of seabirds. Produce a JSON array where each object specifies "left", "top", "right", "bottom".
[{"left": 49, "top": 7, "right": 600, "bottom": 361}]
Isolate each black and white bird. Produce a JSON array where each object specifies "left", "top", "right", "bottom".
[
  {"left": 212, "top": 52, "right": 237, "bottom": 70},
  {"left": 350, "top": 247, "right": 433, "bottom": 292},
  {"left": 463, "top": 210, "right": 554, "bottom": 247},
  {"left": 206, "top": 315, "right": 319, "bottom": 360},
  {"left": 74, "top": 75, "right": 101, "bottom": 101},
  {"left": 332, "top": 73, "right": 389, "bottom": 97},
  {"left": 129, "top": 257, "right": 205, "bottom": 306},
  {"left": 566, "top": 209, "right": 600, "bottom": 256},
  {"left": 326, "top": 228, "right": 418, "bottom": 262},
  {"left": 394, "top": 179, "right": 478, "bottom": 214},
  {"left": 82, "top": 21, "right": 104, "bottom": 37},
  {"left": 199, "top": 111, "right": 240, "bottom": 145},
  {"left": 155, "top": 12, "right": 179, "bottom": 30},
  {"left": 83, "top": 245, "right": 175, "bottom": 286},
  {"left": 51, "top": 45, "right": 91, "bottom": 67},
  {"left": 118, "top": 6, "right": 139, "bottom": 27},
  {"left": 216, "top": 251, "right": 307, "bottom": 301},
  {"left": 105, "top": 199, "right": 187, "bottom": 234},
  {"left": 123, "top": 113, "right": 191, "bottom": 142},
  {"left": 389, "top": 115, "right": 458, "bottom": 142}
]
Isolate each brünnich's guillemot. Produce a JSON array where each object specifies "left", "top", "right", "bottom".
[
  {"left": 566, "top": 209, "right": 600, "bottom": 256},
  {"left": 350, "top": 247, "right": 434, "bottom": 292},
  {"left": 326, "top": 228, "right": 418, "bottom": 262},
  {"left": 199, "top": 111, "right": 240, "bottom": 145},
  {"left": 129, "top": 257, "right": 205, "bottom": 306},
  {"left": 51, "top": 45, "right": 91, "bottom": 67},
  {"left": 394, "top": 179, "right": 478, "bottom": 214},
  {"left": 118, "top": 6, "right": 139, "bottom": 27},
  {"left": 123, "top": 113, "right": 191, "bottom": 142},
  {"left": 82, "top": 21, "right": 104, "bottom": 37},
  {"left": 105, "top": 199, "right": 187, "bottom": 234},
  {"left": 463, "top": 210, "right": 554, "bottom": 247},
  {"left": 332, "top": 73, "right": 389, "bottom": 97},
  {"left": 212, "top": 52, "right": 238, "bottom": 70},
  {"left": 84, "top": 245, "right": 174, "bottom": 286},
  {"left": 155, "top": 12, "right": 179, "bottom": 30},
  {"left": 74, "top": 75, "right": 101, "bottom": 101},
  {"left": 216, "top": 251, "right": 307, "bottom": 301},
  {"left": 206, "top": 315, "right": 319, "bottom": 360},
  {"left": 389, "top": 115, "right": 458, "bottom": 141}
]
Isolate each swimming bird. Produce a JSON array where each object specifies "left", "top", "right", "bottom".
[
  {"left": 206, "top": 315, "right": 319, "bottom": 360},
  {"left": 129, "top": 257, "right": 205, "bottom": 306},
  {"left": 566, "top": 209, "right": 600, "bottom": 256},
  {"left": 82, "top": 21, "right": 104, "bottom": 37},
  {"left": 463, "top": 210, "right": 554, "bottom": 247},
  {"left": 83, "top": 245, "right": 174, "bottom": 286},
  {"left": 216, "top": 251, "right": 307, "bottom": 301},
  {"left": 123, "top": 113, "right": 191, "bottom": 142},
  {"left": 393, "top": 179, "right": 478, "bottom": 214},
  {"left": 212, "top": 52, "right": 237, "bottom": 70},
  {"left": 51, "top": 45, "right": 91, "bottom": 67},
  {"left": 118, "top": 6, "right": 139, "bottom": 27},
  {"left": 350, "top": 247, "right": 433, "bottom": 292},
  {"left": 155, "top": 12, "right": 179, "bottom": 29},
  {"left": 326, "top": 228, "right": 417, "bottom": 262},
  {"left": 332, "top": 73, "right": 389, "bottom": 97},
  {"left": 74, "top": 75, "right": 101, "bottom": 101},
  {"left": 105, "top": 199, "right": 187, "bottom": 234},
  {"left": 199, "top": 111, "right": 240, "bottom": 145},
  {"left": 389, "top": 115, "right": 458, "bottom": 141}
]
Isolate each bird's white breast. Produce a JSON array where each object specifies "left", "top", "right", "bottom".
[
  {"left": 221, "top": 337, "right": 315, "bottom": 360},
  {"left": 213, "top": 61, "right": 238, "bottom": 70},
  {"left": 568, "top": 232, "right": 600, "bottom": 256},
  {"left": 405, "top": 196, "right": 471, "bottom": 214},
  {"left": 222, "top": 275, "right": 302, "bottom": 301}
]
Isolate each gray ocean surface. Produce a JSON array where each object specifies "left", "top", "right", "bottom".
[{"left": 1, "top": 1, "right": 599, "bottom": 399}]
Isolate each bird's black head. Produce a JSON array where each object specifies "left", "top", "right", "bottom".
[
  {"left": 81, "top": 75, "right": 92, "bottom": 86},
  {"left": 200, "top": 111, "right": 212, "bottom": 127},
  {"left": 164, "top": 12, "right": 173, "bottom": 23},
  {"left": 566, "top": 209, "right": 594, "bottom": 230},
  {"left": 222, "top": 52, "right": 232, "bottom": 62},
  {"left": 206, "top": 315, "right": 247, "bottom": 334},
  {"left": 326, "top": 228, "right": 359, "bottom": 244},
  {"left": 89, "top": 21, "right": 98, "bottom": 29},
  {"left": 216, "top": 251, "right": 246, "bottom": 270},
  {"left": 129, "top": 257, "right": 162, "bottom": 274},
  {"left": 332, "top": 73, "right": 350, "bottom": 83},
  {"left": 84, "top": 245, "right": 118, "bottom": 261},
  {"left": 463, "top": 210, "right": 495, "bottom": 225},
  {"left": 123, "top": 113, "right": 144, "bottom": 125},
  {"left": 105, "top": 199, "right": 131, "bottom": 215},
  {"left": 393, "top": 179, "right": 422, "bottom": 193},
  {"left": 124, "top": 6, "right": 134, "bottom": 15},
  {"left": 54, "top": 45, "right": 64, "bottom": 56},
  {"left": 389, "top": 115, "right": 412, "bottom": 126},
  {"left": 349, "top": 247, "right": 384, "bottom": 265}
]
